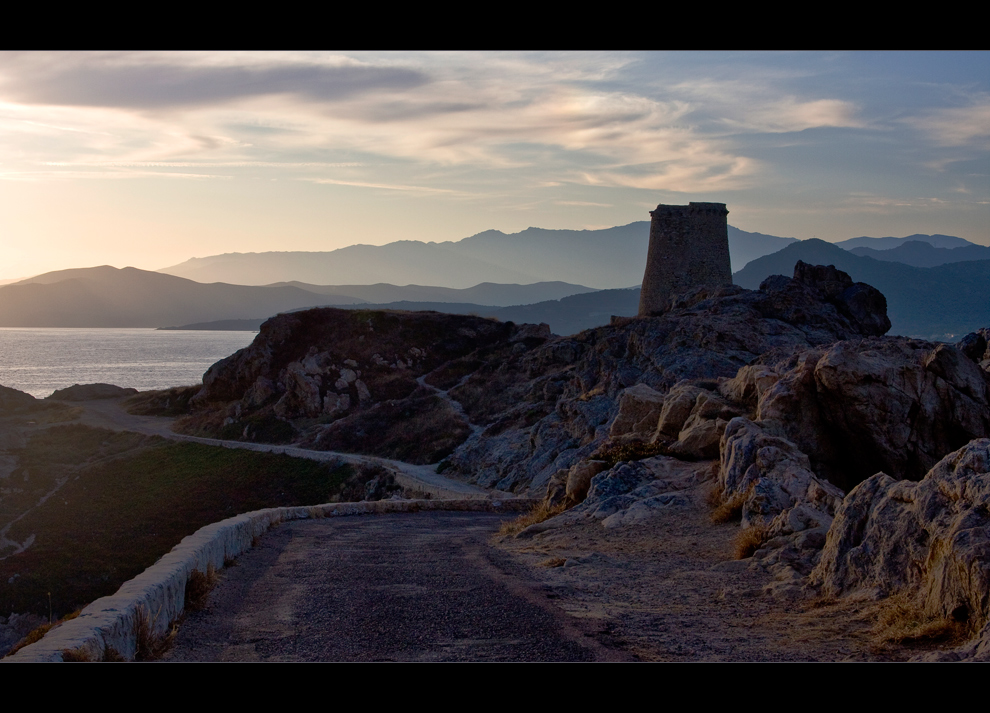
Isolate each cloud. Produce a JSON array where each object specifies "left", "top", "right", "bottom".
[
  {"left": 308, "top": 177, "right": 470, "bottom": 195},
  {"left": 0, "top": 52, "right": 429, "bottom": 109},
  {"left": 906, "top": 100, "right": 990, "bottom": 147}
]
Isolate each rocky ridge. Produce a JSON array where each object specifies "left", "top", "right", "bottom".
[{"left": 181, "top": 262, "right": 990, "bottom": 659}]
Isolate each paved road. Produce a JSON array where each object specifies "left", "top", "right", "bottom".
[{"left": 162, "top": 512, "right": 626, "bottom": 662}]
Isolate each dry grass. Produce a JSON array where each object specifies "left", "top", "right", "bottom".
[
  {"left": 61, "top": 644, "right": 124, "bottom": 662},
  {"left": 734, "top": 522, "right": 770, "bottom": 559},
  {"left": 133, "top": 605, "right": 178, "bottom": 662},
  {"left": 6, "top": 622, "right": 55, "bottom": 658},
  {"left": 497, "top": 501, "right": 569, "bottom": 538},
  {"left": 710, "top": 488, "right": 750, "bottom": 524},
  {"left": 184, "top": 565, "right": 219, "bottom": 612},
  {"left": 5, "top": 609, "right": 80, "bottom": 658},
  {"left": 871, "top": 593, "right": 968, "bottom": 651},
  {"left": 591, "top": 439, "right": 670, "bottom": 468},
  {"left": 60, "top": 647, "right": 93, "bottom": 662}
]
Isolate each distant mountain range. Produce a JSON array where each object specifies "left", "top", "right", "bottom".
[
  {"left": 833, "top": 234, "right": 976, "bottom": 251},
  {"left": 0, "top": 266, "right": 601, "bottom": 331},
  {"left": 158, "top": 223, "right": 984, "bottom": 291},
  {"left": 158, "top": 224, "right": 807, "bottom": 289},
  {"left": 848, "top": 241, "right": 990, "bottom": 268},
  {"left": 3, "top": 226, "right": 986, "bottom": 338}
]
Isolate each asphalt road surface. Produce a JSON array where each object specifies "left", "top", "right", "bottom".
[{"left": 162, "top": 512, "right": 625, "bottom": 662}]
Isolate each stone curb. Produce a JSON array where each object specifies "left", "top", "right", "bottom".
[{"left": 4, "top": 497, "right": 536, "bottom": 662}]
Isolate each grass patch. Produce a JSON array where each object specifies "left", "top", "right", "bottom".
[
  {"left": 305, "top": 394, "right": 471, "bottom": 464},
  {"left": 123, "top": 385, "right": 201, "bottom": 417},
  {"left": 0, "top": 426, "right": 365, "bottom": 618},
  {"left": 424, "top": 358, "right": 483, "bottom": 390},
  {"left": 497, "top": 501, "right": 568, "bottom": 538}
]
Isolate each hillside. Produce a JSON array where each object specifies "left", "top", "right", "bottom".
[
  {"left": 0, "top": 267, "right": 600, "bottom": 330},
  {"left": 0, "top": 267, "right": 339, "bottom": 328}
]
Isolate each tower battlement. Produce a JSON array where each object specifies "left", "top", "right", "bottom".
[{"left": 638, "top": 202, "right": 732, "bottom": 316}]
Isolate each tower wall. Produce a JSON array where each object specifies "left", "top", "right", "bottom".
[{"left": 638, "top": 202, "right": 732, "bottom": 317}]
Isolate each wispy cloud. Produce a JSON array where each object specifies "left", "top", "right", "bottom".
[
  {"left": 0, "top": 52, "right": 429, "bottom": 109},
  {"left": 308, "top": 177, "right": 469, "bottom": 195},
  {"left": 905, "top": 99, "right": 990, "bottom": 147},
  {"left": 670, "top": 78, "right": 864, "bottom": 134}
]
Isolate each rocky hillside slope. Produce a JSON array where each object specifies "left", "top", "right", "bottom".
[{"left": 177, "top": 262, "right": 990, "bottom": 659}]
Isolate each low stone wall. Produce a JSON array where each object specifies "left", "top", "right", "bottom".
[{"left": 5, "top": 497, "right": 534, "bottom": 662}]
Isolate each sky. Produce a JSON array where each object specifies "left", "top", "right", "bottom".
[{"left": 1, "top": 51, "right": 987, "bottom": 281}]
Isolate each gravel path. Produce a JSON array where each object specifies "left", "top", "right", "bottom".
[
  {"left": 70, "top": 397, "right": 488, "bottom": 498},
  {"left": 162, "top": 512, "right": 628, "bottom": 662}
]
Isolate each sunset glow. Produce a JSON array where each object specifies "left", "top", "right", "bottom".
[{"left": 1, "top": 51, "right": 987, "bottom": 280}]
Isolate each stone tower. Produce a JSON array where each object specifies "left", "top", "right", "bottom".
[{"left": 638, "top": 202, "right": 732, "bottom": 317}]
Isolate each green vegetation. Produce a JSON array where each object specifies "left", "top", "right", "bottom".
[{"left": 0, "top": 425, "right": 361, "bottom": 617}]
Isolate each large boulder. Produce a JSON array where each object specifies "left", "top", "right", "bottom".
[
  {"left": 718, "top": 417, "right": 844, "bottom": 529},
  {"left": 811, "top": 439, "right": 990, "bottom": 639},
  {"left": 755, "top": 337, "right": 990, "bottom": 490},
  {"left": 608, "top": 384, "right": 665, "bottom": 440}
]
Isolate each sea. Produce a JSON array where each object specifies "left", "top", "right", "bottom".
[{"left": 0, "top": 328, "right": 257, "bottom": 399}]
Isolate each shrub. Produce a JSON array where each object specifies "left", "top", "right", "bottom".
[
  {"left": 734, "top": 522, "right": 770, "bottom": 559},
  {"left": 496, "top": 501, "right": 568, "bottom": 538}
]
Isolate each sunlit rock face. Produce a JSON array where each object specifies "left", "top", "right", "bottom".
[{"left": 811, "top": 440, "right": 990, "bottom": 646}]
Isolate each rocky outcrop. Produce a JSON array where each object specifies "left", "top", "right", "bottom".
[
  {"left": 578, "top": 456, "right": 710, "bottom": 528},
  {"left": 811, "top": 439, "right": 990, "bottom": 644},
  {"left": 443, "top": 265, "right": 893, "bottom": 494},
  {"left": 608, "top": 384, "right": 665, "bottom": 441},
  {"left": 180, "top": 309, "right": 551, "bottom": 461},
  {"left": 958, "top": 327, "right": 990, "bottom": 374},
  {"left": 47, "top": 383, "right": 138, "bottom": 401}
]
